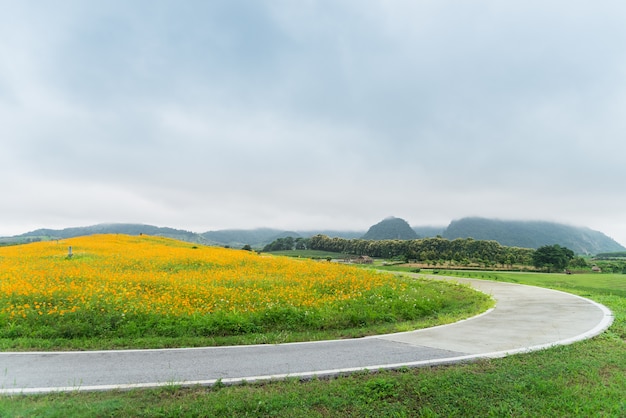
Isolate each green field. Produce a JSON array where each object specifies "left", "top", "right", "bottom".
[
  {"left": 379, "top": 266, "right": 626, "bottom": 296},
  {"left": 2, "top": 271, "right": 624, "bottom": 416},
  {"left": 264, "top": 249, "right": 351, "bottom": 259},
  {"left": 443, "top": 270, "right": 626, "bottom": 297}
]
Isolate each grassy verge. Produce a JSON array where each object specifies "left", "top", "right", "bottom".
[{"left": 2, "top": 272, "right": 624, "bottom": 416}]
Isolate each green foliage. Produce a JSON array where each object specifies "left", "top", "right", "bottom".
[
  {"left": 592, "top": 251, "right": 626, "bottom": 258},
  {"left": 262, "top": 236, "right": 310, "bottom": 252},
  {"left": 300, "top": 234, "right": 535, "bottom": 267},
  {"left": 360, "top": 377, "right": 399, "bottom": 402},
  {"left": 532, "top": 244, "right": 574, "bottom": 272},
  {"left": 593, "top": 259, "right": 626, "bottom": 274},
  {"left": 7, "top": 218, "right": 622, "bottom": 255},
  {"left": 569, "top": 256, "right": 589, "bottom": 268},
  {"left": 444, "top": 217, "right": 624, "bottom": 254},
  {"left": 361, "top": 217, "right": 418, "bottom": 240}
]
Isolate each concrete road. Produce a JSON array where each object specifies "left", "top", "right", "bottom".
[{"left": 0, "top": 276, "right": 613, "bottom": 394}]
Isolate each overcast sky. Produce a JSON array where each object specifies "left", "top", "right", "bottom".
[{"left": 2, "top": 1, "right": 626, "bottom": 245}]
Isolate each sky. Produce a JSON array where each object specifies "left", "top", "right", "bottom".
[{"left": 2, "top": 1, "right": 626, "bottom": 246}]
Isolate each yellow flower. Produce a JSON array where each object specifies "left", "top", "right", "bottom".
[{"left": 0, "top": 234, "right": 395, "bottom": 319}]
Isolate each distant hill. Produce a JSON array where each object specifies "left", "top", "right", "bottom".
[
  {"left": 1, "top": 224, "right": 365, "bottom": 249},
  {"left": 3, "top": 217, "right": 622, "bottom": 255},
  {"left": 362, "top": 217, "right": 418, "bottom": 240},
  {"left": 201, "top": 228, "right": 295, "bottom": 248},
  {"left": 298, "top": 230, "right": 365, "bottom": 240},
  {"left": 7, "top": 223, "right": 206, "bottom": 245},
  {"left": 201, "top": 229, "right": 364, "bottom": 248},
  {"left": 443, "top": 217, "right": 625, "bottom": 254}
]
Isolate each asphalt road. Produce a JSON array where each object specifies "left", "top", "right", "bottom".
[{"left": 0, "top": 276, "right": 614, "bottom": 394}]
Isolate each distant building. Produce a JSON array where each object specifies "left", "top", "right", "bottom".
[{"left": 352, "top": 255, "right": 373, "bottom": 264}]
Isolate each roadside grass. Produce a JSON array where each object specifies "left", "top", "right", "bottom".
[
  {"left": 442, "top": 270, "right": 626, "bottom": 296},
  {"left": 1, "top": 271, "right": 624, "bottom": 416}
]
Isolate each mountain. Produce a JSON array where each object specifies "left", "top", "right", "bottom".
[
  {"left": 5, "top": 224, "right": 207, "bottom": 245},
  {"left": 1, "top": 224, "right": 365, "bottom": 249},
  {"left": 2, "top": 217, "right": 622, "bottom": 255},
  {"left": 201, "top": 228, "right": 294, "bottom": 248},
  {"left": 298, "top": 230, "right": 365, "bottom": 240},
  {"left": 201, "top": 229, "right": 364, "bottom": 248},
  {"left": 443, "top": 217, "right": 625, "bottom": 254},
  {"left": 362, "top": 217, "right": 419, "bottom": 240}
]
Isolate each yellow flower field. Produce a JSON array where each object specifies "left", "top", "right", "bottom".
[
  {"left": 0, "top": 234, "right": 402, "bottom": 319},
  {"left": 0, "top": 234, "right": 490, "bottom": 348}
]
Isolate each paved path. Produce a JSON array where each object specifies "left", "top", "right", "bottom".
[{"left": 0, "top": 276, "right": 613, "bottom": 394}]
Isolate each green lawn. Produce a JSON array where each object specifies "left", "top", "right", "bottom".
[
  {"left": 442, "top": 270, "right": 626, "bottom": 297},
  {"left": 2, "top": 272, "right": 624, "bottom": 417}
]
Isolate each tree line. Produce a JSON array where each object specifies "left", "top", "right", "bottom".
[
  {"left": 261, "top": 236, "right": 626, "bottom": 274},
  {"left": 264, "top": 235, "right": 535, "bottom": 268}
]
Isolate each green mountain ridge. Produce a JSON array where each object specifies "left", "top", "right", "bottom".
[
  {"left": 0, "top": 224, "right": 207, "bottom": 246},
  {"left": 362, "top": 217, "right": 418, "bottom": 240},
  {"left": 1, "top": 217, "right": 623, "bottom": 255},
  {"left": 442, "top": 217, "right": 624, "bottom": 254},
  {"left": 1, "top": 224, "right": 364, "bottom": 249}
]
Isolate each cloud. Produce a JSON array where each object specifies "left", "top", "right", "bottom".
[{"left": 1, "top": 1, "right": 626, "bottom": 245}]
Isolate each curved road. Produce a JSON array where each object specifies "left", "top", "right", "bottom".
[{"left": 0, "top": 276, "right": 614, "bottom": 394}]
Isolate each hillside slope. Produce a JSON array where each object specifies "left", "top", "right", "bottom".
[
  {"left": 362, "top": 217, "right": 418, "bottom": 240},
  {"left": 7, "top": 224, "right": 206, "bottom": 245},
  {"left": 443, "top": 217, "right": 624, "bottom": 254},
  {"left": 200, "top": 229, "right": 306, "bottom": 248},
  {"left": 1, "top": 224, "right": 365, "bottom": 249},
  {"left": 3, "top": 217, "right": 622, "bottom": 254}
]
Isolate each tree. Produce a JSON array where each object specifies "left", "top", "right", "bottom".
[
  {"left": 294, "top": 237, "right": 308, "bottom": 250},
  {"left": 262, "top": 237, "right": 296, "bottom": 252},
  {"left": 569, "top": 256, "right": 589, "bottom": 269},
  {"left": 532, "top": 244, "right": 575, "bottom": 272}
]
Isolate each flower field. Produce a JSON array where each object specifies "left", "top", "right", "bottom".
[{"left": 0, "top": 234, "right": 490, "bottom": 349}]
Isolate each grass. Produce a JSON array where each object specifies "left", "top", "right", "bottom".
[
  {"left": 264, "top": 249, "right": 351, "bottom": 259},
  {"left": 1, "top": 272, "right": 624, "bottom": 416},
  {"left": 441, "top": 270, "right": 626, "bottom": 297}
]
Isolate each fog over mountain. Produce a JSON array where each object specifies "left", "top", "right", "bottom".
[
  {"left": 3, "top": 217, "right": 622, "bottom": 255},
  {"left": 441, "top": 218, "right": 624, "bottom": 254}
]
